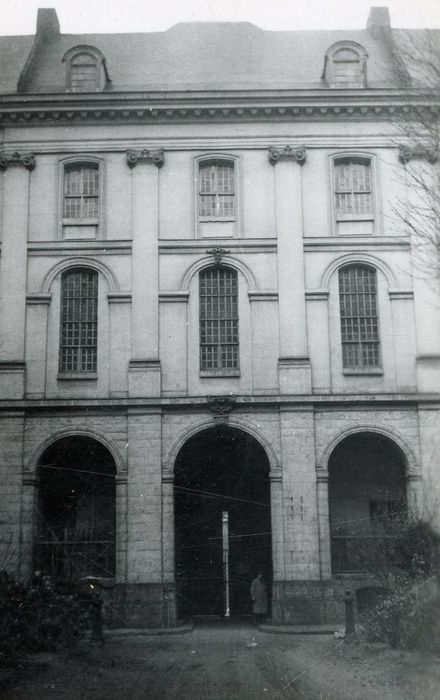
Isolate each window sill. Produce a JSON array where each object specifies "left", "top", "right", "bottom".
[
  {"left": 62, "top": 219, "right": 99, "bottom": 226},
  {"left": 200, "top": 369, "right": 240, "bottom": 378},
  {"left": 336, "top": 215, "right": 374, "bottom": 222},
  {"left": 57, "top": 372, "right": 98, "bottom": 381},
  {"left": 199, "top": 217, "right": 236, "bottom": 223},
  {"left": 343, "top": 369, "right": 383, "bottom": 376}
]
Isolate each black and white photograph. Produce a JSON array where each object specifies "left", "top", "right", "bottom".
[{"left": 0, "top": 0, "right": 439, "bottom": 697}]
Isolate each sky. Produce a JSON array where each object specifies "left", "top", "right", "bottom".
[{"left": 0, "top": 0, "right": 439, "bottom": 35}]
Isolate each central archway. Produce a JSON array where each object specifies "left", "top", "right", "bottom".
[{"left": 174, "top": 426, "right": 272, "bottom": 618}]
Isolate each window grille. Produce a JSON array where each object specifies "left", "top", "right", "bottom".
[
  {"left": 339, "top": 265, "right": 380, "bottom": 370},
  {"left": 70, "top": 53, "right": 98, "bottom": 92},
  {"left": 199, "top": 267, "right": 239, "bottom": 372},
  {"left": 59, "top": 268, "right": 98, "bottom": 373},
  {"left": 333, "top": 48, "right": 362, "bottom": 86},
  {"left": 199, "top": 162, "right": 235, "bottom": 219},
  {"left": 334, "top": 158, "right": 372, "bottom": 218},
  {"left": 64, "top": 164, "right": 99, "bottom": 220}
]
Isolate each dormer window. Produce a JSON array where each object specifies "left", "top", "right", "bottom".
[
  {"left": 63, "top": 45, "right": 110, "bottom": 93},
  {"left": 323, "top": 42, "right": 367, "bottom": 88}
]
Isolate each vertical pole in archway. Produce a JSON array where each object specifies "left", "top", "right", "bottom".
[{"left": 222, "top": 510, "right": 230, "bottom": 617}]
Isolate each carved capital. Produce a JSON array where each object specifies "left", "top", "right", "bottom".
[
  {"left": 0, "top": 151, "right": 35, "bottom": 172},
  {"left": 398, "top": 144, "right": 438, "bottom": 164},
  {"left": 207, "top": 395, "right": 237, "bottom": 424},
  {"left": 268, "top": 145, "right": 306, "bottom": 166},
  {"left": 206, "top": 247, "right": 230, "bottom": 265},
  {"left": 126, "top": 148, "right": 165, "bottom": 169}
]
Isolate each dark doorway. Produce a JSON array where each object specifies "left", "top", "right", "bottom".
[
  {"left": 174, "top": 426, "right": 272, "bottom": 618},
  {"left": 35, "top": 436, "right": 116, "bottom": 583},
  {"left": 328, "top": 432, "right": 407, "bottom": 574}
]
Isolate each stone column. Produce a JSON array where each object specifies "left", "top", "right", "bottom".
[
  {"left": 269, "top": 146, "right": 311, "bottom": 394},
  {"left": 316, "top": 471, "right": 332, "bottom": 579},
  {"left": 115, "top": 475, "right": 128, "bottom": 583},
  {"left": 19, "top": 475, "right": 39, "bottom": 580},
  {"left": 161, "top": 473, "right": 177, "bottom": 626},
  {"left": 306, "top": 290, "right": 331, "bottom": 392},
  {"left": 406, "top": 474, "right": 423, "bottom": 518},
  {"left": 0, "top": 152, "right": 35, "bottom": 398},
  {"left": 25, "top": 294, "right": 51, "bottom": 398},
  {"left": 126, "top": 149, "right": 164, "bottom": 397}
]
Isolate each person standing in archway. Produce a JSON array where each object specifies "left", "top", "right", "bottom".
[{"left": 250, "top": 573, "right": 268, "bottom": 625}]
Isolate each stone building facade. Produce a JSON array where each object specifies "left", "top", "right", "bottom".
[{"left": 0, "top": 7, "right": 439, "bottom": 626}]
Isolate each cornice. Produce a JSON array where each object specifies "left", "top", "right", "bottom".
[{"left": 1, "top": 90, "right": 439, "bottom": 126}]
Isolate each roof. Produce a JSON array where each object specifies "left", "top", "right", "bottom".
[{"left": 0, "top": 17, "right": 438, "bottom": 95}]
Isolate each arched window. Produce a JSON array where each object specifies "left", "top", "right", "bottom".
[
  {"left": 334, "top": 157, "right": 372, "bottom": 219},
  {"left": 70, "top": 52, "right": 99, "bottom": 92},
  {"left": 199, "top": 160, "right": 235, "bottom": 220},
  {"left": 63, "top": 45, "right": 109, "bottom": 94},
  {"left": 199, "top": 267, "right": 239, "bottom": 374},
  {"left": 338, "top": 265, "right": 380, "bottom": 371},
  {"left": 59, "top": 268, "right": 98, "bottom": 374},
  {"left": 324, "top": 42, "right": 367, "bottom": 88}
]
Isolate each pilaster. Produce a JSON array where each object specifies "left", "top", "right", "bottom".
[{"left": 270, "top": 146, "right": 311, "bottom": 394}]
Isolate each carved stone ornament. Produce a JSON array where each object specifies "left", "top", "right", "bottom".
[
  {"left": 206, "top": 247, "right": 231, "bottom": 265},
  {"left": 398, "top": 144, "right": 438, "bottom": 165},
  {"left": 207, "top": 395, "right": 237, "bottom": 424},
  {"left": 268, "top": 145, "right": 306, "bottom": 166},
  {"left": 0, "top": 151, "right": 36, "bottom": 171},
  {"left": 126, "top": 148, "right": 165, "bottom": 168}
]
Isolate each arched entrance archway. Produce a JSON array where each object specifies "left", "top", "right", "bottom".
[
  {"left": 328, "top": 432, "right": 407, "bottom": 574},
  {"left": 174, "top": 426, "right": 272, "bottom": 618},
  {"left": 35, "top": 436, "right": 116, "bottom": 582}
]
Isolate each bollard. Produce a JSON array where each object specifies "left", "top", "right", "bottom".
[{"left": 344, "top": 589, "right": 355, "bottom": 638}]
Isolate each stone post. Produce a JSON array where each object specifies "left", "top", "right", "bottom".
[
  {"left": 316, "top": 470, "right": 332, "bottom": 578},
  {"left": 126, "top": 149, "right": 164, "bottom": 397},
  {"left": 0, "top": 152, "right": 35, "bottom": 398},
  {"left": 269, "top": 146, "right": 311, "bottom": 394}
]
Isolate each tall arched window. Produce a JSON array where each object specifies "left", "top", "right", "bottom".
[
  {"left": 59, "top": 268, "right": 98, "bottom": 373},
  {"left": 338, "top": 265, "right": 380, "bottom": 371},
  {"left": 199, "top": 267, "right": 239, "bottom": 374}
]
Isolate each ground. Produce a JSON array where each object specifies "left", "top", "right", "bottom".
[{"left": 2, "top": 620, "right": 440, "bottom": 700}]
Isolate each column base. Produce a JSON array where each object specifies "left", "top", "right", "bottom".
[
  {"left": 128, "top": 359, "right": 161, "bottom": 397},
  {"left": 278, "top": 357, "right": 311, "bottom": 394},
  {"left": 0, "top": 362, "right": 26, "bottom": 399}
]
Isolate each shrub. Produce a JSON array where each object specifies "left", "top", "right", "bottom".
[{"left": 0, "top": 570, "right": 88, "bottom": 673}]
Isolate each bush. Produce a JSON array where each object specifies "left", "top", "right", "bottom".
[
  {"left": 0, "top": 570, "right": 88, "bottom": 672},
  {"left": 364, "top": 519, "right": 440, "bottom": 650}
]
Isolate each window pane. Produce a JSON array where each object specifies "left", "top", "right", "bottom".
[
  {"left": 199, "top": 162, "right": 235, "bottom": 218},
  {"left": 339, "top": 266, "right": 380, "bottom": 369},
  {"left": 64, "top": 165, "right": 99, "bottom": 219},
  {"left": 199, "top": 267, "right": 239, "bottom": 371},
  {"left": 60, "top": 269, "right": 98, "bottom": 372},
  {"left": 335, "top": 160, "right": 372, "bottom": 216}
]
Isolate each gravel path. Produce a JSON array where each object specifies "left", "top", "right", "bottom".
[{"left": 3, "top": 619, "right": 440, "bottom": 699}]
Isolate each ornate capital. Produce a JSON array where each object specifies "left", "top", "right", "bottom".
[
  {"left": 0, "top": 151, "right": 35, "bottom": 172},
  {"left": 398, "top": 144, "right": 438, "bottom": 164},
  {"left": 268, "top": 145, "right": 306, "bottom": 166},
  {"left": 206, "top": 247, "right": 230, "bottom": 265},
  {"left": 207, "top": 395, "right": 237, "bottom": 424},
  {"left": 126, "top": 148, "right": 165, "bottom": 169}
]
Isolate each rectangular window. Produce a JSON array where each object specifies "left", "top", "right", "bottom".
[
  {"left": 64, "top": 164, "right": 99, "bottom": 220},
  {"left": 59, "top": 269, "right": 98, "bottom": 373},
  {"left": 199, "top": 162, "right": 235, "bottom": 219},
  {"left": 339, "top": 265, "right": 380, "bottom": 371},
  {"left": 334, "top": 159, "right": 372, "bottom": 218},
  {"left": 199, "top": 267, "right": 239, "bottom": 374}
]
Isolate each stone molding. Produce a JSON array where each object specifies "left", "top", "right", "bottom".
[
  {"left": 268, "top": 145, "right": 306, "bottom": 165},
  {"left": 126, "top": 148, "right": 165, "bottom": 168},
  {"left": 26, "top": 293, "right": 52, "bottom": 305},
  {"left": 0, "top": 151, "right": 35, "bottom": 171},
  {"left": 398, "top": 144, "right": 438, "bottom": 164}
]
